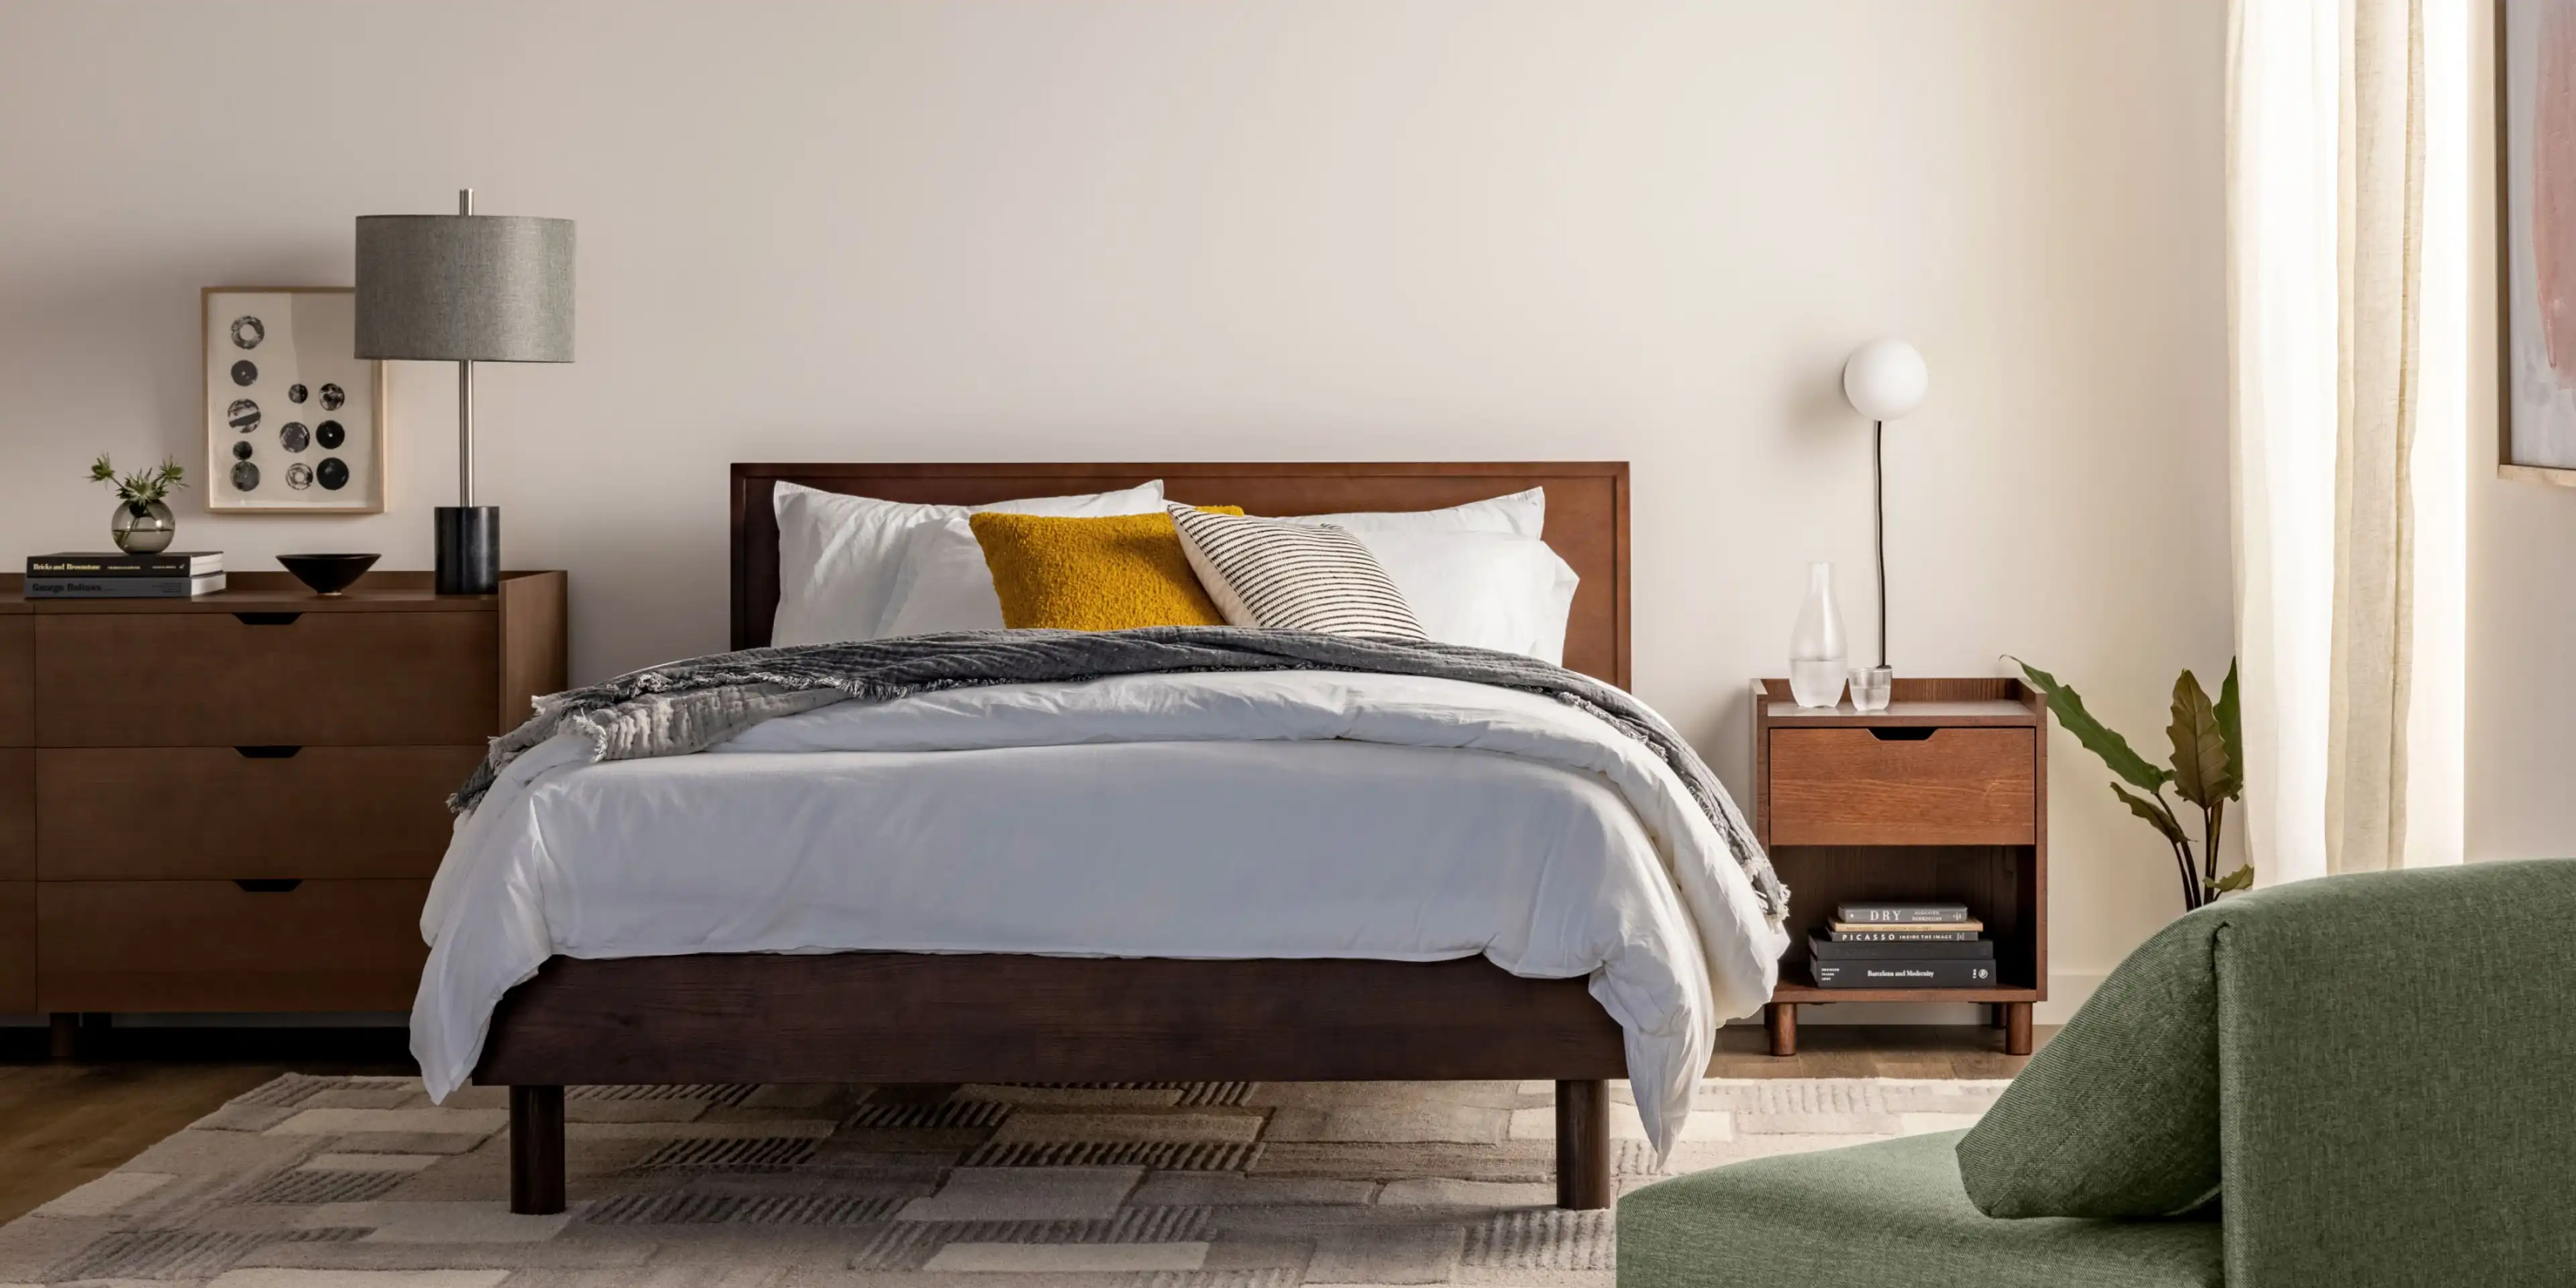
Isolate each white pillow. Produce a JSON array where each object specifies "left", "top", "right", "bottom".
[
  {"left": 770, "top": 480, "right": 1163, "bottom": 645},
  {"left": 1353, "top": 529, "right": 1580, "bottom": 664},
  {"left": 875, "top": 516, "right": 1005, "bottom": 637},
  {"left": 1293, "top": 486, "right": 1544, "bottom": 538}
]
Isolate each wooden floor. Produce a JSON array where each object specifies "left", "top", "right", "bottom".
[{"left": 0, "top": 1020, "right": 2052, "bottom": 1224}]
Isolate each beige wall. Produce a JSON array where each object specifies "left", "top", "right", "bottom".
[
  {"left": 2470, "top": 0, "right": 2576, "bottom": 863},
  {"left": 0, "top": 0, "right": 2230, "bottom": 1012}
]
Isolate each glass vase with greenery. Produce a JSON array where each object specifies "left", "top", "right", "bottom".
[
  {"left": 2014, "top": 659, "right": 2253, "bottom": 910},
  {"left": 89, "top": 454, "right": 187, "bottom": 555}
]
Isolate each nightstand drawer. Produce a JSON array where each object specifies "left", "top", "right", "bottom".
[
  {"left": 36, "top": 611, "right": 499, "bottom": 746},
  {"left": 1769, "top": 727, "right": 2036, "bottom": 847},
  {"left": 36, "top": 879, "right": 429, "bottom": 1012},
  {"left": 38, "top": 746, "right": 482, "bottom": 880}
]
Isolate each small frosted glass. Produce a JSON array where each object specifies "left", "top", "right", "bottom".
[{"left": 1849, "top": 666, "right": 1893, "bottom": 713}]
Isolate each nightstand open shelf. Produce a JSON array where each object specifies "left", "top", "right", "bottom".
[{"left": 1752, "top": 677, "right": 2047, "bottom": 1056}]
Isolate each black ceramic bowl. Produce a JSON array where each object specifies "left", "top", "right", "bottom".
[{"left": 278, "top": 552, "right": 380, "bottom": 597}]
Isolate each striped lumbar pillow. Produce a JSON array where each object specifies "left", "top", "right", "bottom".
[{"left": 1167, "top": 504, "right": 1430, "bottom": 641}]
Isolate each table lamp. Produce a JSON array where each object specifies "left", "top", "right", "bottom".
[
  {"left": 356, "top": 190, "right": 575, "bottom": 595},
  {"left": 1841, "top": 339, "right": 1929, "bottom": 673}
]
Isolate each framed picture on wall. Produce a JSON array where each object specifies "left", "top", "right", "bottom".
[{"left": 202, "top": 286, "right": 388, "bottom": 513}]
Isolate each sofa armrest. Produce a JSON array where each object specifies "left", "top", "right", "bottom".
[{"left": 2214, "top": 859, "right": 2576, "bottom": 1285}]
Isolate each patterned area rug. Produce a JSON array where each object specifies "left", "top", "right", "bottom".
[{"left": 0, "top": 1075, "right": 2005, "bottom": 1287}]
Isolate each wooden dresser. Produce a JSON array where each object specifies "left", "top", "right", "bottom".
[{"left": 0, "top": 570, "right": 564, "bottom": 1032}]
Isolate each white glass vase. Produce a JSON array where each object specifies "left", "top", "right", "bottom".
[{"left": 1788, "top": 561, "right": 1848, "bottom": 708}]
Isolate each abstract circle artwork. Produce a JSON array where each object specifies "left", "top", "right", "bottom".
[{"left": 205, "top": 288, "right": 380, "bottom": 514}]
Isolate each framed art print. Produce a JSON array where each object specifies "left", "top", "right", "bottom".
[{"left": 203, "top": 286, "right": 387, "bottom": 513}]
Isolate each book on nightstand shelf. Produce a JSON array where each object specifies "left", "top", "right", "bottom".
[
  {"left": 1809, "top": 934, "right": 1994, "bottom": 961},
  {"left": 1811, "top": 900, "right": 1996, "bottom": 987},
  {"left": 1811, "top": 959, "right": 1998, "bottom": 989},
  {"left": 1836, "top": 902, "right": 1970, "bottom": 924},
  {"left": 1827, "top": 920, "right": 1981, "bottom": 938}
]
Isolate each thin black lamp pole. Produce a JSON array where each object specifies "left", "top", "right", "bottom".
[{"left": 1873, "top": 419, "right": 1888, "bottom": 670}]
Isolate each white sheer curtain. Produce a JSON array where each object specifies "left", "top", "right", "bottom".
[{"left": 2228, "top": 0, "right": 2464, "bottom": 883}]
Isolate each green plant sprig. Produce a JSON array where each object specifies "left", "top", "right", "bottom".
[
  {"left": 89, "top": 454, "right": 187, "bottom": 508},
  {"left": 2011, "top": 656, "right": 2253, "bottom": 911}
]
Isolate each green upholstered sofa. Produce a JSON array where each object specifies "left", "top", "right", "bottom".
[{"left": 1617, "top": 859, "right": 2576, "bottom": 1287}]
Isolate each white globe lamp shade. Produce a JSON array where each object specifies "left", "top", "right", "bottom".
[{"left": 1843, "top": 339, "right": 1929, "bottom": 421}]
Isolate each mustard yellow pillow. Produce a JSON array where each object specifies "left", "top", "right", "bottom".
[{"left": 968, "top": 507, "right": 1244, "bottom": 631}]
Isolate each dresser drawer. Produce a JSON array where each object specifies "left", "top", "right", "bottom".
[
  {"left": 39, "top": 746, "right": 482, "bottom": 880},
  {"left": 0, "top": 882, "right": 30, "bottom": 1012},
  {"left": 36, "top": 611, "right": 498, "bottom": 747},
  {"left": 37, "top": 879, "right": 429, "bottom": 1012},
  {"left": 1768, "top": 727, "right": 2037, "bottom": 847},
  {"left": 0, "top": 616, "right": 29, "bottom": 746},
  {"left": 0, "top": 749, "right": 29, "bottom": 882}
]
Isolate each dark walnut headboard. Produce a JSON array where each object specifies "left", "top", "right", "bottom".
[{"left": 729, "top": 462, "right": 1632, "bottom": 689}]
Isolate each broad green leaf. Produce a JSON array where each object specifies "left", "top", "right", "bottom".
[
  {"left": 2212, "top": 864, "right": 2254, "bottom": 894},
  {"left": 2166, "top": 669, "right": 2229, "bottom": 810},
  {"left": 2213, "top": 659, "right": 2243, "bottom": 802},
  {"left": 2111, "top": 783, "right": 2189, "bottom": 848},
  {"left": 2016, "top": 659, "right": 2174, "bottom": 792}
]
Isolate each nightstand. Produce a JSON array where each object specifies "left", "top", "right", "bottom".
[{"left": 1752, "top": 677, "right": 2046, "bottom": 1056}]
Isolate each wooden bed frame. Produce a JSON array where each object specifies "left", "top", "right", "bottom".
[{"left": 481, "top": 462, "right": 1638, "bottom": 1214}]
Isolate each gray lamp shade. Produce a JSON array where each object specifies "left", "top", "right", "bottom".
[{"left": 354, "top": 215, "right": 576, "bottom": 362}]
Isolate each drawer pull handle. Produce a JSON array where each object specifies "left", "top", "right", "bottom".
[
  {"left": 1868, "top": 727, "right": 1939, "bottom": 742},
  {"left": 235, "top": 745, "right": 303, "bottom": 759},
  {"left": 233, "top": 879, "right": 303, "bottom": 894},
  {"left": 233, "top": 612, "right": 303, "bottom": 626}
]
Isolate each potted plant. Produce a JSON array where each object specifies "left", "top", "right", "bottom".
[
  {"left": 89, "top": 455, "right": 187, "bottom": 554},
  {"left": 2015, "top": 659, "right": 2254, "bottom": 910}
]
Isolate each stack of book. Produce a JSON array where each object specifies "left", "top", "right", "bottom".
[
  {"left": 25, "top": 551, "right": 225, "bottom": 598},
  {"left": 1809, "top": 901, "right": 1997, "bottom": 989}
]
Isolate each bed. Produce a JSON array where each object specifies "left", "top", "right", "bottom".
[{"left": 441, "top": 461, "right": 1780, "bottom": 1215}]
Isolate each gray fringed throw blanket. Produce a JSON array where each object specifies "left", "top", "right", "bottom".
[{"left": 451, "top": 627, "right": 1788, "bottom": 924}]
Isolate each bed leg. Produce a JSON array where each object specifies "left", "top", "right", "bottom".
[
  {"left": 1554, "top": 1079, "right": 1612, "bottom": 1210},
  {"left": 509, "top": 1085, "right": 566, "bottom": 1215}
]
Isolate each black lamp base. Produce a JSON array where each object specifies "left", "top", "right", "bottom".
[{"left": 435, "top": 506, "right": 500, "bottom": 595}]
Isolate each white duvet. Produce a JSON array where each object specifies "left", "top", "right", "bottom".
[{"left": 413, "top": 669, "right": 1788, "bottom": 1150}]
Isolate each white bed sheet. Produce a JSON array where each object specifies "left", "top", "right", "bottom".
[{"left": 413, "top": 670, "right": 1787, "bottom": 1151}]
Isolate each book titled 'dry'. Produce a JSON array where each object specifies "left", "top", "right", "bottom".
[
  {"left": 1835, "top": 902, "right": 1970, "bottom": 925},
  {"left": 1811, "top": 959, "right": 1997, "bottom": 989}
]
